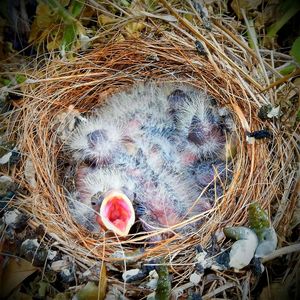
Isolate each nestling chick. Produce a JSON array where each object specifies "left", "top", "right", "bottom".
[
  {"left": 67, "top": 118, "right": 126, "bottom": 166},
  {"left": 75, "top": 166, "right": 136, "bottom": 236},
  {"left": 74, "top": 164, "right": 213, "bottom": 235},
  {"left": 65, "top": 83, "right": 234, "bottom": 236},
  {"left": 169, "top": 88, "right": 234, "bottom": 161}
]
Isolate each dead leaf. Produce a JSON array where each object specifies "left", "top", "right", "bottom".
[
  {"left": 98, "top": 15, "right": 117, "bottom": 26},
  {"left": 0, "top": 146, "right": 17, "bottom": 165},
  {"left": 145, "top": 270, "right": 158, "bottom": 290},
  {"left": 36, "top": 4, "right": 54, "bottom": 28},
  {"left": 99, "top": 262, "right": 107, "bottom": 300},
  {"left": 258, "top": 282, "right": 290, "bottom": 300},
  {"left": 125, "top": 21, "right": 146, "bottom": 38},
  {"left": 7, "top": 290, "right": 33, "bottom": 300},
  {"left": 0, "top": 257, "right": 38, "bottom": 298},
  {"left": 0, "top": 150, "right": 12, "bottom": 164},
  {"left": 75, "top": 282, "right": 101, "bottom": 300},
  {"left": 79, "top": 34, "right": 90, "bottom": 51},
  {"left": 47, "top": 38, "right": 62, "bottom": 51},
  {"left": 290, "top": 193, "right": 300, "bottom": 230},
  {"left": 0, "top": 176, "right": 15, "bottom": 196},
  {"left": 29, "top": 3, "right": 58, "bottom": 43},
  {"left": 53, "top": 293, "right": 70, "bottom": 300}
]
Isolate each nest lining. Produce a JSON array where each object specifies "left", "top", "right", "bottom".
[{"left": 12, "top": 36, "right": 293, "bottom": 291}]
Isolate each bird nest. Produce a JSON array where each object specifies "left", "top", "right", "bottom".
[{"left": 11, "top": 31, "right": 297, "bottom": 297}]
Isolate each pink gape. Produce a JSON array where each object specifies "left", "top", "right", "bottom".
[{"left": 67, "top": 83, "right": 234, "bottom": 236}]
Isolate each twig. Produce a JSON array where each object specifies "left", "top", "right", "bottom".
[
  {"left": 259, "top": 68, "right": 300, "bottom": 93},
  {"left": 203, "top": 282, "right": 237, "bottom": 299},
  {"left": 262, "top": 244, "right": 300, "bottom": 263}
]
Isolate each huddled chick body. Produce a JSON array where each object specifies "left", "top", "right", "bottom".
[{"left": 66, "top": 83, "right": 234, "bottom": 234}]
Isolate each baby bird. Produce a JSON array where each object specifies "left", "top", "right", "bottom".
[
  {"left": 168, "top": 88, "right": 234, "bottom": 163},
  {"left": 67, "top": 118, "right": 125, "bottom": 166},
  {"left": 74, "top": 166, "right": 136, "bottom": 236},
  {"left": 65, "top": 83, "right": 234, "bottom": 236},
  {"left": 74, "top": 163, "right": 213, "bottom": 235}
]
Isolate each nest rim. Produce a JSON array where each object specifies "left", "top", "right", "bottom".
[{"left": 10, "top": 37, "right": 296, "bottom": 289}]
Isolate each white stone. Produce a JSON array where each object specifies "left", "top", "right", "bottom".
[
  {"left": 0, "top": 151, "right": 12, "bottom": 164},
  {"left": 267, "top": 106, "right": 281, "bottom": 118},
  {"left": 122, "top": 268, "right": 140, "bottom": 281},
  {"left": 190, "top": 272, "right": 202, "bottom": 285},
  {"left": 228, "top": 228, "right": 258, "bottom": 269},
  {"left": 3, "top": 209, "right": 20, "bottom": 226},
  {"left": 47, "top": 250, "right": 57, "bottom": 260}
]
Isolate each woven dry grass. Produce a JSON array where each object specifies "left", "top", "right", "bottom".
[{"left": 8, "top": 3, "right": 299, "bottom": 297}]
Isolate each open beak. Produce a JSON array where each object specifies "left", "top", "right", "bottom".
[{"left": 97, "top": 191, "right": 135, "bottom": 237}]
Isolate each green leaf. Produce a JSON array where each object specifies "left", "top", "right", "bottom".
[
  {"left": 291, "top": 37, "right": 300, "bottom": 65},
  {"left": 61, "top": 24, "right": 77, "bottom": 51},
  {"left": 120, "top": 0, "right": 131, "bottom": 7},
  {"left": 75, "top": 263, "right": 107, "bottom": 300},
  {"left": 155, "top": 262, "right": 171, "bottom": 300},
  {"left": 279, "top": 64, "right": 296, "bottom": 75},
  {"left": 224, "top": 226, "right": 257, "bottom": 241},
  {"left": 267, "top": 0, "right": 300, "bottom": 38},
  {"left": 296, "top": 109, "right": 300, "bottom": 122},
  {"left": 38, "top": 281, "right": 49, "bottom": 297},
  {"left": 1, "top": 78, "right": 12, "bottom": 86},
  {"left": 16, "top": 74, "right": 27, "bottom": 84},
  {"left": 70, "top": 0, "right": 85, "bottom": 18},
  {"left": 248, "top": 203, "right": 270, "bottom": 240}
]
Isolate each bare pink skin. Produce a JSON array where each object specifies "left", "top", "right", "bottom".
[
  {"left": 76, "top": 166, "right": 92, "bottom": 202},
  {"left": 180, "top": 151, "right": 198, "bottom": 165}
]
